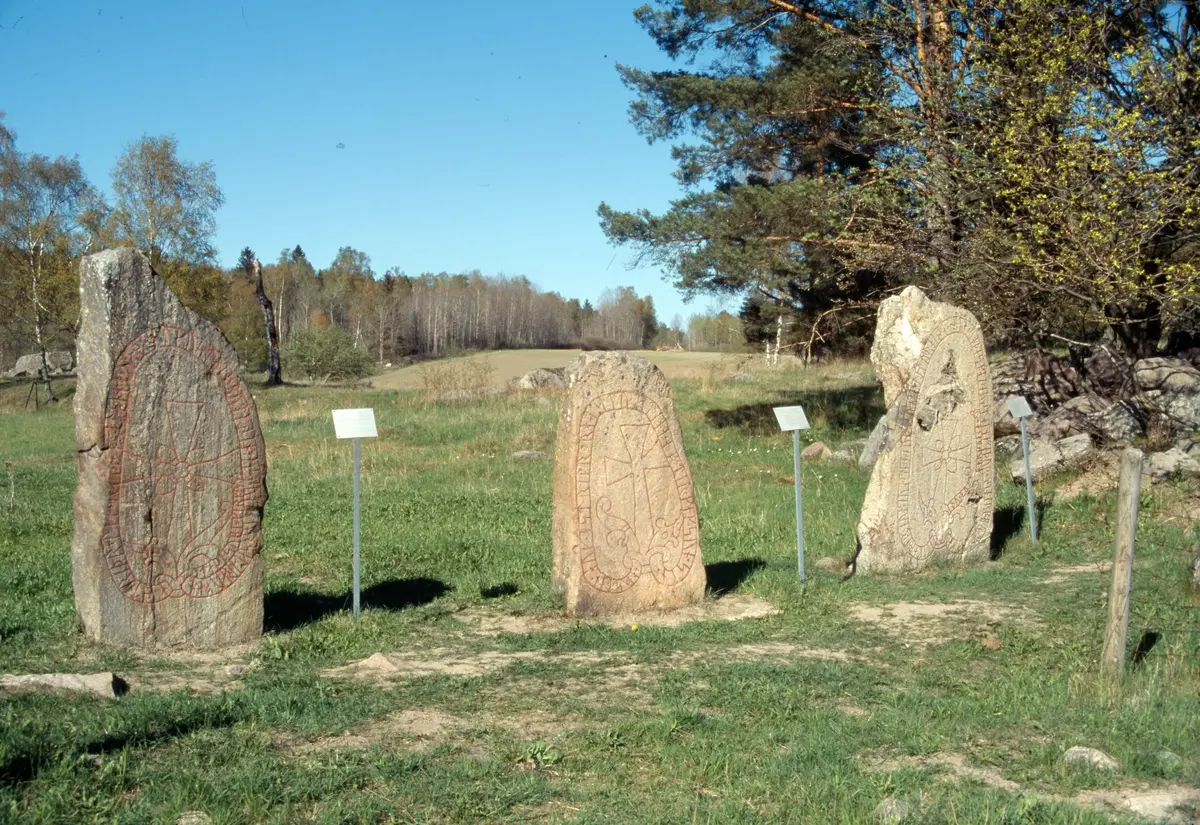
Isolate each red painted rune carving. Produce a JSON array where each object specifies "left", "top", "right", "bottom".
[{"left": 101, "top": 326, "right": 264, "bottom": 602}]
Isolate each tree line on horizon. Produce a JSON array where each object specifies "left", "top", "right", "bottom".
[{"left": 0, "top": 118, "right": 746, "bottom": 397}]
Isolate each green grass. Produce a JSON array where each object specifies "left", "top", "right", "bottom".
[{"left": 0, "top": 364, "right": 1197, "bottom": 824}]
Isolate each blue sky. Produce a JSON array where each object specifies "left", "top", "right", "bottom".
[{"left": 0, "top": 0, "right": 731, "bottom": 324}]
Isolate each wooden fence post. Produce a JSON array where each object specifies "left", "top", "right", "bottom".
[{"left": 1101, "top": 447, "right": 1143, "bottom": 681}]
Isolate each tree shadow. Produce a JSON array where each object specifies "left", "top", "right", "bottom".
[
  {"left": 704, "top": 386, "right": 885, "bottom": 436},
  {"left": 705, "top": 558, "right": 767, "bottom": 596},
  {"left": 990, "top": 505, "right": 1026, "bottom": 560},
  {"left": 263, "top": 577, "right": 451, "bottom": 632}
]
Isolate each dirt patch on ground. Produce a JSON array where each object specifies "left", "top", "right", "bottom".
[
  {"left": 864, "top": 750, "right": 1200, "bottom": 823},
  {"left": 1038, "top": 561, "right": 1113, "bottom": 585},
  {"left": 864, "top": 750, "right": 1022, "bottom": 793},
  {"left": 321, "top": 648, "right": 616, "bottom": 683},
  {"left": 285, "top": 705, "right": 589, "bottom": 756},
  {"left": 289, "top": 708, "right": 468, "bottom": 754},
  {"left": 454, "top": 594, "right": 780, "bottom": 636},
  {"left": 716, "top": 642, "right": 874, "bottom": 665},
  {"left": 848, "top": 600, "right": 1031, "bottom": 647}
]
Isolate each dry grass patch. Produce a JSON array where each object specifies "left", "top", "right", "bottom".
[
  {"left": 848, "top": 599, "right": 1034, "bottom": 647},
  {"left": 452, "top": 594, "right": 779, "bottom": 637}
]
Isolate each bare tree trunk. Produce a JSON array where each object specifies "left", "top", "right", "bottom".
[
  {"left": 28, "top": 246, "right": 55, "bottom": 404},
  {"left": 253, "top": 259, "right": 283, "bottom": 386}
]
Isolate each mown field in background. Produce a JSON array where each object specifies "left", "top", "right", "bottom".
[
  {"left": 0, "top": 359, "right": 1197, "bottom": 825},
  {"left": 371, "top": 349, "right": 746, "bottom": 391}
]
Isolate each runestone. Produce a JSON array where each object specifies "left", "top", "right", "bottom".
[
  {"left": 72, "top": 248, "right": 267, "bottom": 648},
  {"left": 552, "top": 352, "right": 705, "bottom": 615},
  {"left": 855, "top": 286, "right": 995, "bottom": 572}
]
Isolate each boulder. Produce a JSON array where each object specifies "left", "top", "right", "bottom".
[
  {"left": 1062, "top": 746, "right": 1120, "bottom": 772},
  {"left": 46, "top": 351, "right": 73, "bottom": 374},
  {"left": 1145, "top": 448, "right": 1200, "bottom": 480},
  {"left": 801, "top": 441, "right": 832, "bottom": 461},
  {"left": 1030, "top": 394, "right": 1142, "bottom": 444},
  {"left": 0, "top": 672, "right": 127, "bottom": 698},
  {"left": 509, "top": 367, "right": 565, "bottom": 392},
  {"left": 1012, "top": 434, "right": 1095, "bottom": 483},
  {"left": 856, "top": 287, "right": 994, "bottom": 573},
  {"left": 9, "top": 353, "right": 43, "bottom": 377},
  {"left": 1134, "top": 357, "right": 1200, "bottom": 394}
]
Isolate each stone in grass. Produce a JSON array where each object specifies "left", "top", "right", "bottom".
[
  {"left": 874, "top": 796, "right": 911, "bottom": 825},
  {"left": 801, "top": 441, "right": 832, "bottom": 460},
  {"left": 1011, "top": 434, "right": 1095, "bottom": 484},
  {"left": 0, "top": 672, "right": 128, "bottom": 698},
  {"left": 814, "top": 557, "right": 848, "bottom": 573},
  {"left": 72, "top": 248, "right": 268, "bottom": 650},
  {"left": 552, "top": 352, "right": 705, "bottom": 615},
  {"left": 856, "top": 286, "right": 995, "bottom": 573},
  {"left": 511, "top": 450, "right": 547, "bottom": 461},
  {"left": 1062, "top": 746, "right": 1121, "bottom": 772},
  {"left": 1155, "top": 750, "right": 1183, "bottom": 775},
  {"left": 176, "top": 813, "right": 213, "bottom": 825}
]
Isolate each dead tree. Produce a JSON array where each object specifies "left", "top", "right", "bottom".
[{"left": 253, "top": 259, "right": 283, "bottom": 385}]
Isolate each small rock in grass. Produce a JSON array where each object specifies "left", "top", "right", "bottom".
[
  {"left": 177, "top": 813, "right": 213, "bottom": 825},
  {"left": 511, "top": 450, "right": 547, "bottom": 461},
  {"left": 982, "top": 636, "right": 1002, "bottom": 651},
  {"left": 226, "top": 664, "right": 246, "bottom": 677},
  {"left": 1156, "top": 750, "right": 1183, "bottom": 772},
  {"left": 801, "top": 441, "right": 832, "bottom": 460},
  {"left": 1063, "top": 746, "right": 1120, "bottom": 772},
  {"left": 815, "top": 557, "right": 847, "bottom": 573},
  {"left": 875, "top": 796, "right": 910, "bottom": 824},
  {"left": 0, "top": 672, "right": 127, "bottom": 699}
]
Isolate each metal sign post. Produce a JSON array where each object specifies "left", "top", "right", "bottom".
[
  {"left": 772, "top": 405, "right": 811, "bottom": 583},
  {"left": 332, "top": 408, "right": 378, "bottom": 622},
  {"left": 1006, "top": 396, "right": 1037, "bottom": 543}
]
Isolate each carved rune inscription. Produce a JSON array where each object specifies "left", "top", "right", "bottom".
[
  {"left": 574, "top": 391, "right": 699, "bottom": 594},
  {"left": 893, "top": 317, "right": 994, "bottom": 564},
  {"left": 101, "top": 326, "right": 264, "bottom": 602}
]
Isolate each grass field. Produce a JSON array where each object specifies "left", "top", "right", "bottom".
[
  {"left": 1, "top": 361, "right": 1198, "bottom": 825},
  {"left": 371, "top": 349, "right": 752, "bottom": 391}
]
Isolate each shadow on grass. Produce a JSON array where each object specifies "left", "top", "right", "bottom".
[
  {"left": 0, "top": 702, "right": 241, "bottom": 784},
  {"left": 704, "top": 386, "right": 884, "bottom": 436},
  {"left": 990, "top": 505, "right": 1026, "bottom": 560},
  {"left": 1132, "top": 631, "right": 1161, "bottom": 666},
  {"left": 705, "top": 558, "right": 767, "bottom": 596},
  {"left": 481, "top": 582, "right": 519, "bottom": 599},
  {"left": 264, "top": 577, "right": 451, "bottom": 632}
]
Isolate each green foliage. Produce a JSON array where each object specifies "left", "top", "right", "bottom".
[
  {"left": 283, "top": 325, "right": 374, "bottom": 381},
  {"left": 603, "top": 0, "right": 1200, "bottom": 356}
]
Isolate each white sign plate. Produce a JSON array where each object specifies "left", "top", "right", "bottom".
[
  {"left": 1005, "top": 396, "right": 1033, "bottom": 420},
  {"left": 332, "top": 408, "right": 378, "bottom": 439},
  {"left": 773, "top": 405, "right": 810, "bottom": 432}
]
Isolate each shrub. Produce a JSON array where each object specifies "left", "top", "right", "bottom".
[{"left": 284, "top": 327, "right": 374, "bottom": 381}]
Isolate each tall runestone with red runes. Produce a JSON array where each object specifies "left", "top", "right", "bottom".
[
  {"left": 72, "top": 248, "right": 267, "bottom": 649},
  {"left": 552, "top": 352, "right": 705, "bottom": 616}
]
